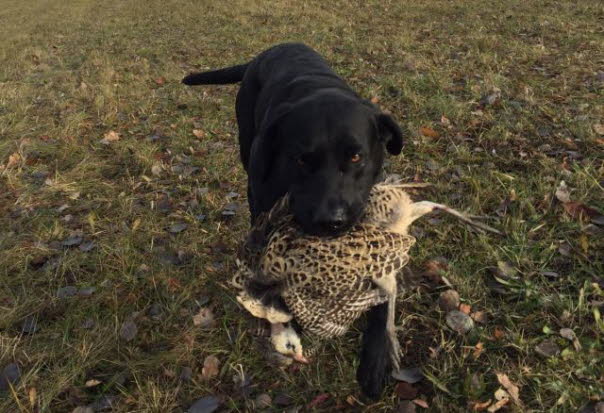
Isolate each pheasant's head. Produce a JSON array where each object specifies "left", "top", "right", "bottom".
[{"left": 270, "top": 323, "right": 308, "bottom": 363}]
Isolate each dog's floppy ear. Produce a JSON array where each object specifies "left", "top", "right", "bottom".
[
  {"left": 376, "top": 113, "right": 404, "bottom": 155},
  {"left": 249, "top": 104, "right": 293, "bottom": 182}
]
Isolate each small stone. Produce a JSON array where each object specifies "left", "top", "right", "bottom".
[
  {"left": 79, "top": 241, "right": 95, "bottom": 252},
  {"left": 167, "top": 223, "right": 188, "bottom": 234},
  {"left": 438, "top": 290, "right": 460, "bottom": 312},
  {"left": 446, "top": 310, "right": 474, "bottom": 334},
  {"left": 187, "top": 396, "right": 221, "bottom": 413},
  {"left": 72, "top": 407, "right": 94, "bottom": 413},
  {"left": 392, "top": 367, "right": 424, "bottom": 384},
  {"left": 81, "top": 318, "right": 95, "bottom": 329},
  {"left": 21, "top": 315, "right": 38, "bottom": 334},
  {"left": 119, "top": 320, "right": 138, "bottom": 342},
  {"left": 535, "top": 339, "right": 560, "bottom": 358},
  {"left": 179, "top": 366, "right": 193, "bottom": 382},
  {"left": 395, "top": 382, "right": 418, "bottom": 399},
  {"left": 396, "top": 400, "right": 417, "bottom": 413},
  {"left": 78, "top": 287, "right": 96, "bottom": 297},
  {"left": 273, "top": 393, "right": 294, "bottom": 407},
  {"left": 87, "top": 395, "right": 118, "bottom": 411},
  {"left": 0, "top": 363, "right": 21, "bottom": 391},
  {"left": 62, "top": 234, "right": 83, "bottom": 247},
  {"left": 255, "top": 393, "right": 272, "bottom": 409},
  {"left": 57, "top": 286, "right": 78, "bottom": 298}
]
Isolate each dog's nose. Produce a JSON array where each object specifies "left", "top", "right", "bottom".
[{"left": 316, "top": 207, "right": 348, "bottom": 232}]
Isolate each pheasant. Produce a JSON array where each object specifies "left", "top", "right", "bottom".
[{"left": 231, "top": 180, "right": 500, "bottom": 366}]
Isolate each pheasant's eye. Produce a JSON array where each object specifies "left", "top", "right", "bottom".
[
  {"left": 351, "top": 153, "right": 362, "bottom": 163},
  {"left": 286, "top": 343, "right": 295, "bottom": 350}
]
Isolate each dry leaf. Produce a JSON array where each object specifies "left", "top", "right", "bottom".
[
  {"left": 6, "top": 153, "right": 21, "bottom": 168},
  {"left": 493, "top": 327, "right": 505, "bottom": 340},
  {"left": 412, "top": 398, "right": 429, "bottom": 408},
  {"left": 555, "top": 181, "right": 571, "bottom": 203},
  {"left": 154, "top": 77, "right": 166, "bottom": 85},
  {"left": 85, "top": 379, "right": 101, "bottom": 387},
  {"left": 202, "top": 355, "right": 220, "bottom": 380},
  {"left": 471, "top": 311, "right": 488, "bottom": 324},
  {"left": 370, "top": 96, "right": 380, "bottom": 104},
  {"left": 28, "top": 387, "right": 37, "bottom": 407},
  {"left": 395, "top": 382, "right": 418, "bottom": 399},
  {"left": 307, "top": 393, "right": 330, "bottom": 409},
  {"left": 420, "top": 127, "right": 440, "bottom": 138},
  {"left": 193, "top": 307, "right": 215, "bottom": 328},
  {"left": 487, "top": 397, "right": 509, "bottom": 412},
  {"left": 192, "top": 129, "right": 205, "bottom": 139},
  {"left": 459, "top": 303, "right": 472, "bottom": 314},
  {"left": 440, "top": 115, "right": 451, "bottom": 127},
  {"left": 594, "top": 123, "right": 604, "bottom": 135},
  {"left": 473, "top": 342, "right": 485, "bottom": 359},
  {"left": 563, "top": 202, "right": 599, "bottom": 220},
  {"left": 100, "top": 131, "right": 120, "bottom": 145},
  {"left": 472, "top": 400, "right": 492, "bottom": 411},
  {"left": 496, "top": 373, "right": 521, "bottom": 406}
]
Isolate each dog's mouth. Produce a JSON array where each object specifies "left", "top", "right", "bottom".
[{"left": 294, "top": 207, "right": 364, "bottom": 237}]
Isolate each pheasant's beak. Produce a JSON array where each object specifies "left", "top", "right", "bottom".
[{"left": 293, "top": 353, "right": 309, "bottom": 364}]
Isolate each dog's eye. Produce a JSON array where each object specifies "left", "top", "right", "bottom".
[{"left": 350, "top": 153, "right": 362, "bottom": 163}]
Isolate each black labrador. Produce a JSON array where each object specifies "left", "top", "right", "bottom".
[{"left": 183, "top": 43, "right": 404, "bottom": 399}]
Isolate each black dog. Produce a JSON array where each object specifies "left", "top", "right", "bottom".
[{"left": 183, "top": 43, "right": 404, "bottom": 399}]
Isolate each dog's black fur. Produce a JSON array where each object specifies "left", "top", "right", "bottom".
[{"left": 183, "top": 43, "right": 404, "bottom": 399}]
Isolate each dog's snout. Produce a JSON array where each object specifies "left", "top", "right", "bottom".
[{"left": 314, "top": 206, "right": 349, "bottom": 232}]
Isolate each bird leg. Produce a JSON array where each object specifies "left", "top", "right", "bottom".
[
  {"left": 410, "top": 201, "right": 502, "bottom": 235},
  {"left": 373, "top": 276, "right": 402, "bottom": 370}
]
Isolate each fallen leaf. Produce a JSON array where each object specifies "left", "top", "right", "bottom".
[
  {"left": 28, "top": 387, "right": 37, "bottom": 407},
  {"left": 563, "top": 202, "right": 600, "bottom": 221},
  {"left": 193, "top": 307, "right": 215, "bottom": 328},
  {"left": 496, "top": 373, "right": 521, "bottom": 406},
  {"left": 201, "top": 355, "right": 220, "bottom": 380},
  {"left": 308, "top": 393, "right": 330, "bottom": 409},
  {"left": 459, "top": 303, "right": 472, "bottom": 315},
  {"left": 420, "top": 127, "right": 439, "bottom": 138},
  {"left": 446, "top": 310, "right": 474, "bottom": 334},
  {"left": 535, "top": 339, "right": 560, "bottom": 358},
  {"left": 493, "top": 327, "right": 506, "bottom": 340},
  {"left": 555, "top": 181, "right": 571, "bottom": 203},
  {"left": 6, "top": 153, "right": 21, "bottom": 168},
  {"left": 85, "top": 379, "right": 101, "bottom": 387},
  {"left": 392, "top": 367, "right": 424, "bottom": 384},
  {"left": 594, "top": 123, "right": 604, "bottom": 135},
  {"left": 487, "top": 397, "right": 509, "bottom": 412},
  {"left": 119, "top": 320, "right": 138, "bottom": 342},
  {"left": 395, "top": 382, "right": 418, "bottom": 399},
  {"left": 100, "top": 130, "right": 120, "bottom": 145},
  {"left": 412, "top": 399, "right": 429, "bottom": 409},
  {"left": 440, "top": 115, "right": 451, "bottom": 127},
  {"left": 187, "top": 395, "right": 221, "bottom": 413},
  {"left": 473, "top": 342, "right": 484, "bottom": 359},
  {"left": 192, "top": 129, "right": 205, "bottom": 139},
  {"left": 472, "top": 400, "right": 492, "bottom": 411},
  {"left": 370, "top": 96, "right": 380, "bottom": 104},
  {"left": 154, "top": 77, "right": 166, "bottom": 85},
  {"left": 151, "top": 164, "right": 163, "bottom": 176},
  {"left": 471, "top": 311, "right": 488, "bottom": 324}
]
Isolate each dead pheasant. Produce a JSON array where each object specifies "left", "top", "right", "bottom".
[{"left": 231, "top": 180, "right": 500, "bottom": 366}]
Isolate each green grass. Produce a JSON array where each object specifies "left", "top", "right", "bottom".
[{"left": 1, "top": 0, "right": 603, "bottom": 411}]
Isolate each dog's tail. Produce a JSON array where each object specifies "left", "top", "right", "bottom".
[{"left": 182, "top": 63, "right": 248, "bottom": 85}]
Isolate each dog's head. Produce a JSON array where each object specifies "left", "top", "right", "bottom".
[{"left": 251, "top": 91, "right": 404, "bottom": 236}]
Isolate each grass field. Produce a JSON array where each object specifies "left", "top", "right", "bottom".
[{"left": 1, "top": 0, "right": 603, "bottom": 411}]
